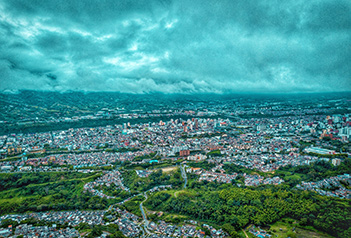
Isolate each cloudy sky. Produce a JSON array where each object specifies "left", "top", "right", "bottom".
[{"left": 0, "top": 0, "right": 350, "bottom": 93}]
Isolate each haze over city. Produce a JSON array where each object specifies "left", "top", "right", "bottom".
[{"left": 1, "top": 0, "right": 350, "bottom": 93}]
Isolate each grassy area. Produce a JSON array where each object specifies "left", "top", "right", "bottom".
[
  {"left": 206, "top": 149, "right": 221, "bottom": 157},
  {"left": 159, "top": 166, "right": 178, "bottom": 173},
  {"left": 163, "top": 213, "right": 189, "bottom": 224},
  {"left": 173, "top": 189, "right": 198, "bottom": 198},
  {"left": 295, "top": 227, "right": 333, "bottom": 238},
  {"left": 250, "top": 220, "right": 334, "bottom": 238}
]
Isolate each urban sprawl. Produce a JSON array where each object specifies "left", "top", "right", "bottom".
[{"left": 1, "top": 102, "right": 351, "bottom": 237}]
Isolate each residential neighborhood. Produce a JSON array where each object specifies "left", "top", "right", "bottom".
[{"left": 296, "top": 174, "right": 351, "bottom": 199}]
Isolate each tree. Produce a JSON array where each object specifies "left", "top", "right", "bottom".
[
  {"left": 87, "top": 226, "right": 103, "bottom": 238},
  {"left": 299, "top": 218, "right": 307, "bottom": 226},
  {"left": 222, "top": 223, "right": 239, "bottom": 238}
]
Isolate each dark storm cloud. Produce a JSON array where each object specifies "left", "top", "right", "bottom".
[{"left": 0, "top": 0, "right": 350, "bottom": 93}]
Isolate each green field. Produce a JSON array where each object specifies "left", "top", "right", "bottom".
[{"left": 244, "top": 220, "right": 333, "bottom": 238}]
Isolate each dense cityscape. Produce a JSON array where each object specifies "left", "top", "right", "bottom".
[{"left": 0, "top": 92, "right": 350, "bottom": 237}]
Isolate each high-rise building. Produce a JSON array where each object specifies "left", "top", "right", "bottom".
[{"left": 179, "top": 150, "right": 190, "bottom": 157}]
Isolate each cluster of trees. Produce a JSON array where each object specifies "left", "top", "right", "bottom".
[
  {"left": 206, "top": 149, "right": 222, "bottom": 157},
  {"left": 145, "top": 184, "right": 351, "bottom": 238},
  {"left": 122, "top": 169, "right": 182, "bottom": 194},
  {"left": 145, "top": 192, "right": 171, "bottom": 209},
  {"left": 0, "top": 172, "right": 117, "bottom": 215},
  {"left": 119, "top": 195, "right": 144, "bottom": 217},
  {"left": 321, "top": 137, "right": 351, "bottom": 153},
  {"left": 302, "top": 151, "right": 349, "bottom": 159},
  {"left": 0, "top": 172, "right": 97, "bottom": 191},
  {"left": 99, "top": 184, "right": 131, "bottom": 199}
]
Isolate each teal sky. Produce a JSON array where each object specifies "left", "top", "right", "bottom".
[{"left": 0, "top": 0, "right": 350, "bottom": 93}]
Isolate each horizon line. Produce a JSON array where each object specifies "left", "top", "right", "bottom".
[{"left": 1, "top": 89, "right": 351, "bottom": 96}]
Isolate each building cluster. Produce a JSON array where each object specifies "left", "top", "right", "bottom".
[
  {"left": 217, "top": 171, "right": 282, "bottom": 186},
  {"left": 148, "top": 185, "right": 173, "bottom": 193},
  {"left": 166, "top": 224, "right": 202, "bottom": 237},
  {"left": 296, "top": 174, "right": 351, "bottom": 199},
  {"left": 15, "top": 224, "right": 80, "bottom": 238},
  {"left": 249, "top": 225, "right": 272, "bottom": 238},
  {"left": 26, "top": 151, "right": 140, "bottom": 167},
  {"left": 84, "top": 170, "right": 129, "bottom": 198},
  {"left": 187, "top": 165, "right": 285, "bottom": 186},
  {"left": 114, "top": 207, "right": 140, "bottom": 223},
  {"left": 0, "top": 211, "right": 105, "bottom": 227},
  {"left": 202, "top": 224, "right": 228, "bottom": 238},
  {"left": 0, "top": 150, "right": 156, "bottom": 172},
  {"left": 243, "top": 174, "right": 285, "bottom": 186},
  {"left": 0, "top": 228, "right": 12, "bottom": 238},
  {"left": 199, "top": 170, "right": 238, "bottom": 183},
  {"left": 148, "top": 220, "right": 227, "bottom": 237},
  {"left": 5, "top": 126, "right": 140, "bottom": 151},
  {"left": 2, "top": 113, "right": 350, "bottom": 176},
  {"left": 223, "top": 153, "right": 321, "bottom": 172},
  {"left": 0, "top": 224, "right": 80, "bottom": 238},
  {"left": 108, "top": 207, "right": 141, "bottom": 237},
  {"left": 187, "top": 153, "right": 207, "bottom": 161},
  {"left": 0, "top": 163, "right": 71, "bottom": 173},
  {"left": 115, "top": 217, "right": 141, "bottom": 237},
  {"left": 136, "top": 169, "right": 153, "bottom": 177},
  {"left": 1, "top": 117, "right": 233, "bottom": 159}
]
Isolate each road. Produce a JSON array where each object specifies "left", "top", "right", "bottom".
[
  {"left": 180, "top": 165, "right": 187, "bottom": 189},
  {"left": 242, "top": 229, "right": 249, "bottom": 238},
  {"left": 107, "top": 196, "right": 150, "bottom": 237},
  {"left": 140, "top": 193, "right": 151, "bottom": 236},
  {"left": 108, "top": 185, "right": 176, "bottom": 237}
]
